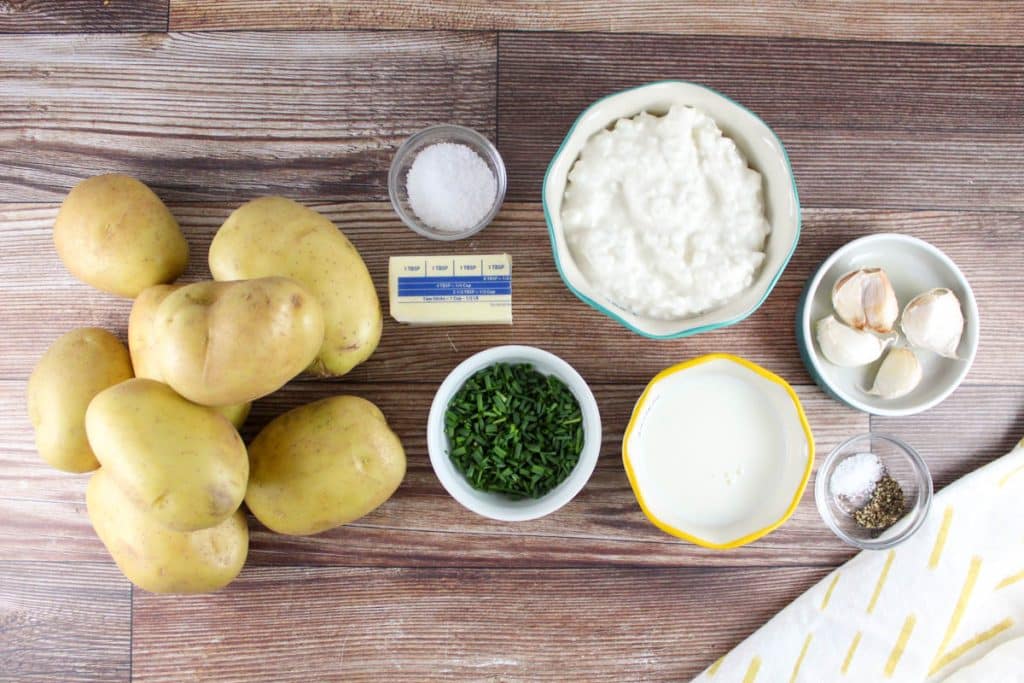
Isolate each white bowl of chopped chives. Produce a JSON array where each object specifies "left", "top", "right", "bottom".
[{"left": 427, "top": 345, "right": 602, "bottom": 521}]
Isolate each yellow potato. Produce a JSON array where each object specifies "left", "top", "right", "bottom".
[
  {"left": 27, "top": 328, "right": 133, "bottom": 473},
  {"left": 246, "top": 396, "right": 405, "bottom": 535},
  {"left": 86, "top": 378, "right": 248, "bottom": 532},
  {"left": 127, "top": 283, "right": 181, "bottom": 380},
  {"left": 209, "top": 196, "right": 381, "bottom": 377},
  {"left": 53, "top": 174, "right": 188, "bottom": 297},
  {"left": 215, "top": 402, "right": 251, "bottom": 430},
  {"left": 129, "top": 284, "right": 250, "bottom": 427},
  {"left": 154, "top": 277, "right": 324, "bottom": 406},
  {"left": 87, "top": 469, "right": 248, "bottom": 594}
]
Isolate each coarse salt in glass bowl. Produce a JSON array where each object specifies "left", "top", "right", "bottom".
[
  {"left": 814, "top": 433, "right": 933, "bottom": 550},
  {"left": 388, "top": 124, "right": 507, "bottom": 241}
]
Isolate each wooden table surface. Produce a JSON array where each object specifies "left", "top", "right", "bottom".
[{"left": 2, "top": 2, "right": 1023, "bottom": 681}]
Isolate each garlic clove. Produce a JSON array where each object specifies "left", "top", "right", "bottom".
[
  {"left": 901, "top": 288, "right": 965, "bottom": 359},
  {"left": 864, "top": 347, "right": 922, "bottom": 399},
  {"left": 831, "top": 268, "right": 899, "bottom": 334},
  {"left": 816, "top": 314, "right": 893, "bottom": 367}
]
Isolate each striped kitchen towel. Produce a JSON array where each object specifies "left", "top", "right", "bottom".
[{"left": 694, "top": 437, "right": 1024, "bottom": 682}]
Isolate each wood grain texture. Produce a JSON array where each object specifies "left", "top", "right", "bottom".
[
  {"left": 0, "top": 0, "right": 166, "bottom": 33},
  {"left": 2, "top": 20, "right": 1023, "bottom": 683},
  {"left": 7, "top": 377, "right": 1021, "bottom": 569},
  {"left": 0, "top": 562, "right": 130, "bottom": 682},
  {"left": 0, "top": 31, "right": 495, "bottom": 202},
  {"left": 872, "top": 384, "right": 1024, "bottom": 486},
  {"left": 131, "top": 565, "right": 833, "bottom": 682},
  {"left": 498, "top": 33, "right": 1024, "bottom": 209},
  {"left": 1, "top": 203, "right": 1020, "bottom": 386},
  {"left": 0, "top": 376, "right": 867, "bottom": 567},
  {"left": 168, "top": 0, "right": 1024, "bottom": 46}
]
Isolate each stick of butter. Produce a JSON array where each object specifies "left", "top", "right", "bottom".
[{"left": 389, "top": 254, "right": 512, "bottom": 325}]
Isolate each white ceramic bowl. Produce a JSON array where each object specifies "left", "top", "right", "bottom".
[
  {"left": 623, "top": 354, "right": 814, "bottom": 549},
  {"left": 427, "top": 345, "right": 601, "bottom": 521},
  {"left": 542, "top": 80, "right": 801, "bottom": 338},
  {"left": 798, "top": 233, "right": 979, "bottom": 416}
]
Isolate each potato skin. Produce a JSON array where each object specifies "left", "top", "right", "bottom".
[
  {"left": 128, "top": 284, "right": 181, "bottom": 380},
  {"left": 87, "top": 469, "right": 248, "bottom": 594},
  {"left": 246, "top": 396, "right": 406, "bottom": 536},
  {"left": 129, "top": 284, "right": 250, "bottom": 428},
  {"left": 209, "top": 196, "right": 381, "bottom": 377},
  {"left": 153, "top": 277, "right": 325, "bottom": 406},
  {"left": 27, "top": 328, "right": 133, "bottom": 473},
  {"left": 53, "top": 174, "right": 188, "bottom": 298},
  {"left": 85, "top": 379, "right": 248, "bottom": 532},
  {"left": 215, "top": 401, "right": 251, "bottom": 430}
]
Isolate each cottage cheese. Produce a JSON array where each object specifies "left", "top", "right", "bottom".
[{"left": 561, "top": 105, "right": 770, "bottom": 320}]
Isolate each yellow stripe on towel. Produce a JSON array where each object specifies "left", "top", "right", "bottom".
[
  {"left": 867, "top": 550, "right": 896, "bottom": 614},
  {"left": 841, "top": 632, "right": 862, "bottom": 675},
  {"left": 742, "top": 656, "right": 761, "bottom": 683},
  {"left": 789, "top": 634, "right": 812, "bottom": 683},
  {"left": 928, "top": 507, "right": 954, "bottom": 570},
  {"left": 707, "top": 656, "right": 724, "bottom": 677},
  {"left": 930, "top": 556, "right": 983, "bottom": 673},
  {"left": 929, "top": 618, "right": 1015, "bottom": 676},
  {"left": 885, "top": 614, "right": 917, "bottom": 678},
  {"left": 820, "top": 574, "right": 840, "bottom": 611},
  {"left": 999, "top": 462, "right": 1024, "bottom": 487},
  {"left": 996, "top": 569, "right": 1024, "bottom": 591}
]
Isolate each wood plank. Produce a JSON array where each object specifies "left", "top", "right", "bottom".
[
  {"left": 499, "top": 34, "right": 1024, "bottom": 133},
  {"left": 0, "top": 31, "right": 495, "bottom": 202},
  {"left": 0, "top": 562, "right": 130, "bottom": 682},
  {"left": 498, "top": 33, "right": 1024, "bottom": 209},
  {"left": 11, "top": 375, "right": 1016, "bottom": 569},
  {"left": 132, "top": 564, "right": 831, "bottom": 681},
  {"left": 871, "top": 384, "right": 1024, "bottom": 488},
  {"left": 0, "top": 373, "right": 868, "bottom": 567},
  {"left": 1, "top": 203, "right": 1020, "bottom": 387},
  {"left": 168, "top": 0, "right": 1024, "bottom": 46},
  {"left": 0, "top": 0, "right": 166, "bottom": 33},
  {"left": 13, "top": 375, "right": 1016, "bottom": 569}
]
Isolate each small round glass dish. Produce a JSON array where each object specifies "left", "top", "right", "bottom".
[
  {"left": 388, "top": 124, "right": 507, "bottom": 241},
  {"left": 815, "top": 433, "right": 933, "bottom": 550}
]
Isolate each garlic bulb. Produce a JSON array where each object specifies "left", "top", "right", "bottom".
[
  {"left": 901, "top": 288, "right": 965, "bottom": 359},
  {"left": 865, "top": 347, "right": 922, "bottom": 399},
  {"left": 831, "top": 268, "right": 899, "bottom": 333},
  {"left": 816, "top": 314, "right": 893, "bottom": 367}
]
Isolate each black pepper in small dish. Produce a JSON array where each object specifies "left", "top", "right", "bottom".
[{"left": 853, "top": 475, "right": 906, "bottom": 530}]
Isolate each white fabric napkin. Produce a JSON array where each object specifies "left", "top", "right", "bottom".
[{"left": 693, "top": 437, "right": 1024, "bottom": 682}]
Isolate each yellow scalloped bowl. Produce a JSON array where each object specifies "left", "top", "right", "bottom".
[{"left": 623, "top": 354, "right": 814, "bottom": 549}]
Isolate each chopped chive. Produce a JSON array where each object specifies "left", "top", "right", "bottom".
[{"left": 443, "top": 362, "right": 585, "bottom": 500}]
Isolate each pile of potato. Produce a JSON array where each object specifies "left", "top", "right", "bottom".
[{"left": 27, "top": 174, "right": 406, "bottom": 593}]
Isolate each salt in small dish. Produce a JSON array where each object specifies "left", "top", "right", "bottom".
[
  {"left": 388, "top": 124, "right": 507, "bottom": 241},
  {"left": 815, "top": 433, "right": 933, "bottom": 550}
]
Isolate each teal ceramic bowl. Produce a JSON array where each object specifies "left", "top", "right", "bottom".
[{"left": 542, "top": 81, "right": 800, "bottom": 339}]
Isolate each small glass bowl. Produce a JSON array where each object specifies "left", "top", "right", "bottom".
[
  {"left": 815, "top": 433, "right": 933, "bottom": 550},
  {"left": 387, "top": 124, "right": 507, "bottom": 241}
]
